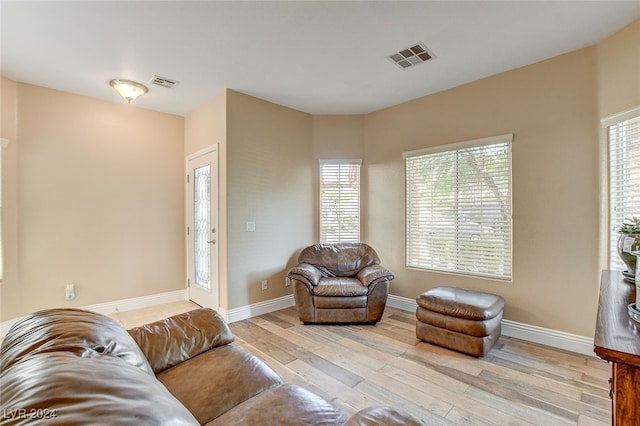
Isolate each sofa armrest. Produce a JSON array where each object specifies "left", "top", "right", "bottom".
[
  {"left": 344, "top": 406, "right": 425, "bottom": 426},
  {"left": 287, "top": 263, "right": 322, "bottom": 287},
  {"left": 1, "top": 308, "right": 154, "bottom": 375},
  {"left": 128, "top": 308, "right": 234, "bottom": 374},
  {"left": 356, "top": 265, "right": 395, "bottom": 287}
]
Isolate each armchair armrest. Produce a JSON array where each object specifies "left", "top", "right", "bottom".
[
  {"left": 356, "top": 264, "right": 395, "bottom": 287},
  {"left": 287, "top": 263, "right": 322, "bottom": 287}
]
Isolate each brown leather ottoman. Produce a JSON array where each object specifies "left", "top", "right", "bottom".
[{"left": 416, "top": 287, "right": 505, "bottom": 357}]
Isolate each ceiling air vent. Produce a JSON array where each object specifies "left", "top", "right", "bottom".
[
  {"left": 149, "top": 75, "right": 179, "bottom": 89},
  {"left": 388, "top": 42, "right": 434, "bottom": 69}
]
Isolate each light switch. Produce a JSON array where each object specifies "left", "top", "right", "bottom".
[{"left": 246, "top": 221, "right": 256, "bottom": 232}]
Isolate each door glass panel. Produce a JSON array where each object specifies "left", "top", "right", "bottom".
[{"left": 194, "top": 165, "right": 211, "bottom": 289}]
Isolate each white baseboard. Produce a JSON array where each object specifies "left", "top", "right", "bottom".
[
  {"left": 386, "top": 294, "right": 594, "bottom": 357},
  {"left": 499, "top": 319, "right": 594, "bottom": 357},
  {"left": 387, "top": 294, "right": 420, "bottom": 313},
  {"left": 1, "top": 290, "right": 187, "bottom": 338},
  {"left": 219, "top": 295, "right": 295, "bottom": 323},
  {"left": 3, "top": 291, "right": 595, "bottom": 357},
  {"left": 82, "top": 289, "right": 188, "bottom": 316}
]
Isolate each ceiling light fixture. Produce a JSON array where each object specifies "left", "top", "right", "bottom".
[{"left": 109, "top": 79, "right": 148, "bottom": 103}]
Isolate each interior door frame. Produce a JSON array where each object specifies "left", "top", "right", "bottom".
[{"left": 185, "top": 144, "right": 219, "bottom": 310}]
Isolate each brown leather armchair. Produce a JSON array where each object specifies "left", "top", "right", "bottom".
[{"left": 287, "top": 243, "right": 395, "bottom": 324}]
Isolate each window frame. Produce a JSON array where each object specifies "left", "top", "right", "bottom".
[
  {"left": 403, "top": 134, "right": 513, "bottom": 280},
  {"left": 319, "top": 159, "right": 362, "bottom": 243},
  {"left": 602, "top": 106, "right": 640, "bottom": 271}
]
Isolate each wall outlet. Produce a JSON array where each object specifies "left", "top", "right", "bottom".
[
  {"left": 246, "top": 221, "right": 256, "bottom": 232},
  {"left": 261, "top": 279, "right": 268, "bottom": 290},
  {"left": 285, "top": 277, "right": 291, "bottom": 287},
  {"left": 65, "top": 283, "right": 76, "bottom": 301}
]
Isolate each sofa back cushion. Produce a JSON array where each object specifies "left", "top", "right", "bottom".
[
  {"left": 298, "top": 243, "right": 380, "bottom": 277},
  {"left": 128, "top": 308, "right": 234, "bottom": 374},
  {"left": 0, "top": 308, "right": 153, "bottom": 374}
]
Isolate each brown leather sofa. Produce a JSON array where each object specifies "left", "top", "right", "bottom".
[
  {"left": 287, "top": 243, "right": 394, "bottom": 324},
  {"left": 0, "top": 307, "right": 424, "bottom": 425}
]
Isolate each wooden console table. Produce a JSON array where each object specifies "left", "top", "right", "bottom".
[{"left": 594, "top": 270, "right": 640, "bottom": 425}]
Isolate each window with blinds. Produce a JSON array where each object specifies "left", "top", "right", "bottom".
[
  {"left": 319, "top": 160, "right": 361, "bottom": 243},
  {"left": 404, "top": 135, "right": 512, "bottom": 280},
  {"left": 604, "top": 107, "right": 640, "bottom": 271}
]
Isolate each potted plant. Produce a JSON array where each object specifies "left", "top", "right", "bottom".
[{"left": 617, "top": 217, "right": 640, "bottom": 278}]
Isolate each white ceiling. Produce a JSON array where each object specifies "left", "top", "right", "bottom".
[{"left": 2, "top": 1, "right": 639, "bottom": 117}]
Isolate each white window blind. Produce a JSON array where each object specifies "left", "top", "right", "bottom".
[
  {"left": 320, "top": 160, "right": 361, "bottom": 243},
  {"left": 404, "top": 135, "right": 513, "bottom": 280},
  {"left": 604, "top": 107, "right": 640, "bottom": 270},
  {"left": 0, "top": 138, "right": 7, "bottom": 283}
]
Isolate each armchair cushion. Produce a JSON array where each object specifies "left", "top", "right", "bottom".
[{"left": 313, "top": 278, "right": 369, "bottom": 297}]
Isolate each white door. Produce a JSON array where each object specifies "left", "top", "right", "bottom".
[{"left": 186, "top": 146, "right": 219, "bottom": 310}]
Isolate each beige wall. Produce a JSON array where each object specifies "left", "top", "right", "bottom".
[
  {"left": 184, "top": 91, "right": 229, "bottom": 308},
  {"left": 364, "top": 47, "right": 600, "bottom": 336},
  {"left": 1, "top": 77, "right": 20, "bottom": 320},
  {"left": 311, "top": 115, "right": 364, "bottom": 160},
  {"left": 226, "top": 91, "right": 313, "bottom": 308},
  {"left": 1, "top": 82, "right": 185, "bottom": 321},
  {"left": 596, "top": 19, "right": 640, "bottom": 119},
  {"left": 311, "top": 115, "right": 365, "bottom": 241},
  {"left": 185, "top": 91, "right": 227, "bottom": 155}
]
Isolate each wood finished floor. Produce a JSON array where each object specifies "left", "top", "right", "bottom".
[
  {"left": 230, "top": 307, "right": 611, "bottom": 426},
  {"left": 114, "top": 302, "right": 612, "bottom": 426}
]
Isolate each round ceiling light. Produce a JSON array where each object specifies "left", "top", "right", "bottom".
[{"left": 109, "top": 79, "right": 148, "bottom": 103}]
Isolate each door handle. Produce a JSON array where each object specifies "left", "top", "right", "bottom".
[{"left": 208, "top": 239, "right": 216, "bottom": 244}]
